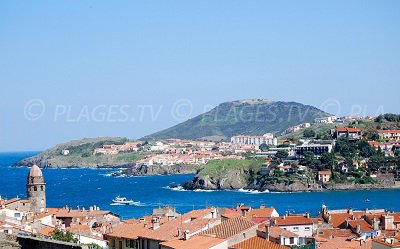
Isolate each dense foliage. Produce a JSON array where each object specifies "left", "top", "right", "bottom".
[
  {"left": 51, "top": 229, "right": 78, "bottom": 243},
  {"left": 142, "top": 100, "right": 330, "bottom": 140},
  {"left": 375, "top": 114, "right": 400, "bottom": 122}
]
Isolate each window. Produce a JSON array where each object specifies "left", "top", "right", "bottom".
[
  {"left": 14, "top": 213, "right": 21, "bottom": 218},
  {"left": 126, "top": 239, "right": 136, "bottom": 248},
  {"left": 293, "top": 227, "right": 299, "bottom": 231},
  {"left": 34, "top": 186, "right": 37, "bottom": 191},
  {"left": 290, "top": 237, "right": 295, "bottom": 244},
  {"left": 41, "top": 186, "right": 44, "bottom": 191},
  {"left": 305, "top": 226, "right": 311, "bottom": 231}
]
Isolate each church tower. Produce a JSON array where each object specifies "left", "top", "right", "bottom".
[{"left": 27, "top": 165, "right": 46, "bottom": 213}]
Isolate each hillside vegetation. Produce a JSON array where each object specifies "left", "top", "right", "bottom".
[
  {"left": 142, "top": 99, "right": 330, "bottom": 141},
  {"left": 14, "top": 137, "right": 147, "bottom": 168}
]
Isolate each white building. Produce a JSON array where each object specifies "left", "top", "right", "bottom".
[{"left": 231, "top": 133, "right": 278, "bottom": 146}]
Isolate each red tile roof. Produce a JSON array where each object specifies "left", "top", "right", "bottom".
[
  {"left": 160, "top": 235, "right": 226, "bottom": 249},
  {"left": 258, "top": 224, "right": 298, "bottom": 238},
  {"left": 318, "top": 171, "right": 332, "bottom": 175},
  {"left": 138, "top": 209, "right": 218, "bottom": 241},
  {"left": 347, "top": 219, "right": 374, "bottom": 233},
  {"left": 336, "top": 127, "right": 362, "bottom": 132},
  {"left": 319, "top": 237, "right": 372, "bottom": 249},
  {"left": 274, "top": 215, "right": 313, "bottom": 226},
  {"left": 201, "top": 218, "right": 256, "bottom": 239},
  {"left": 231, "top": 236, "right": 289, "bottom": 249},
  {"left": 3, "top": 198, "right": 20, "bottom": 206},
  {"left": 107, "top": 222, "right": 151, "bottom": 240}
]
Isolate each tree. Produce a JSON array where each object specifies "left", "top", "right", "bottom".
[
  {"left": 51, "top": 229, "right": 78, "bottom": 244},
  {"left": 321, "top": 152, "right": 335, "bottom": 169},
  {"left": 303, "top": 128, "right": 316, "bottom": 138},
  {"left": 300, "top": 152, "right": 315, "bottom": 166},
  {"left": 273, "top": 169, "right": 283, "bottom": 177},
  {"left": 335, "top": 137, "right": 356, "bottom": 157},
  {"left": 259, "top": 143, "right": 269, "bottom": 152},
  {"left": 358, "top": 140, "right": 374, "bottom": 158},
  {"left": 275, "top": 150, "right": 289, "bottom": 159}
]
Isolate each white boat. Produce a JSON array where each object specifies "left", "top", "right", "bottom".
[{"left": 112, "top": 196, "right": 134, "bottom": 205}]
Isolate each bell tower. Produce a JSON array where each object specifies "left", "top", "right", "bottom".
[{"left": 27, "top": 165, "right": 46, "bottom": 213}]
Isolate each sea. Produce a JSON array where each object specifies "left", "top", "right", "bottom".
[{"left": 0, "top": 152, "right": 399, "bottom": 220}]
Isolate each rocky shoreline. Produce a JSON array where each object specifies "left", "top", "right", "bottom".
[
  {"left": 181, "top": 174, "right": 400, "bottom": 192},
  {"left": 111, "top": 163, "right": 198, "bottom": 177}
]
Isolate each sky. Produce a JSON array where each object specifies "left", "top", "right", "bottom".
[{"left": 0, "top": 0, "right": 399, "bottom": 151}]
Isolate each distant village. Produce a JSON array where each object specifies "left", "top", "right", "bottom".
[
  {"left": 0, "top": 165, "right": 399, "bottom": 249},
  {"left": 77, "top": 114, "right": 400, "bottom": 186}
]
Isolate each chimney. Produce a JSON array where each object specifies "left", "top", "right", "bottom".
[
  {"left": 265, "top": 226, "right": 270, "bottom": 241},
  {"left": 183, "top": 230, "right": 190, "bottom": 240},
  {"left": 348, "top": 208, "right": 353, "bottom": 215},
  {"left": 260, "top": 204, "right": 265, "bottom": 209},
  {"left": 152, "top": 217, "right": 160, "bottom": 230},
  {"left": 356, "top": 224, "right": 361, "bottom": 234},
  {"left": 177, "top": 228, "right": 182, "bottom": 237},
  {"left": 305, "top": 212, "right": 310, "bottom": 219},
  {"left": 373, "top": 218, "right": 379, "bottom": 231}
]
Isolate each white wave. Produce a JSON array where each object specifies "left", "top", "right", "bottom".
[
  {"left": 193, "top": 189, "right": 217, "bottom": 192},
  {"left": 163, "top": 185, "right": 187, "bottom": 192},
  {"left": 236, "top": 188, "right": 270, "bottom": 194}
]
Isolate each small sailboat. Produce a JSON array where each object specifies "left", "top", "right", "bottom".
[
  {"left": 112, "top": 196, "right": 134, "bottom": 205},
  {"left": 365, "top": 198, "right": 370, "bottom": 202}
]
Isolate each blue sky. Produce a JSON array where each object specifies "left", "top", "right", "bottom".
[{"left": 0, "top": 0, "right": 399, "bottom": 151}]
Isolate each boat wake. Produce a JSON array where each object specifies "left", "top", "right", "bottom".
[{"left": 110, "top": 201, "right": 145, "bottom": 206}]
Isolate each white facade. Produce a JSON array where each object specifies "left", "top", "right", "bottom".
[
  {"left": 231, "top": 133, "right": 278, "bottom": 146},
  {"left": 279, "top": 224, "right": 313, "bottom": 238}
]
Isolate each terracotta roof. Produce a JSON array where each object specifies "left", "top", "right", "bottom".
[
  {"left": 388, "top": 213, "right": 400, "bottom": 223},
  {"left": 347, "top": 220, "right": 374, "bottom": 233},
  {"left": 274, "top": 215, "right": 313, "bottom": 226},
  {"left": 318, "top": 236, "right": 372, "bottom": 249},
  {"left": 67, "top": 224, "right": 91, "bottom": 233},
  {"left": 231, "top": 236, "right": 289, "bottom": 249},
  {"left": 55, "top": 209, "right": 111, "bottom": 218},
  {"left": 138, "top": 209, "right": 218, "bottom": 241},
  {"left": 316, "top": 228, "right": 354, "bottom": 239},
  {"left": 258, "top": 225, "right": 297, "bottom": 238},
  {"left": 336, "top": 127, "right": 362, "bottom": 132},
  {"left": 373, "top": 235, "right": 400, "bottom": 247},
  {"left": 160, "top": 235, "right": 226, "bottom": 249},
  {"left": 201, "top": 218, "right": 256, "bottom": 239},
  {"left": 3, "top": 198, "right": 20, "bottom": 206},
  {"left": 107, "top": 222, "right": 151, "bottom": 240},
  {"left": 32, "top": 209, "right": 59, "bottom": 220},
  {"left": 318, "top": 171, "right": 332, "bottom": 175},
  {"left": 37, "top": 227, "right": 56, "bottom": 237},
  {"left": 222, "top": 213, "right": 242, "bottom": 219},
  {"left": 325, "top": 212, "right": 364, "bottom": 228},
  {"left": 246, "top": 208, "right": 277, "bottom": 219}
]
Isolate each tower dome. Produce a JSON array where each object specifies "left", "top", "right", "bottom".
[{"left": 29, "top": 165, "right": 43, "bottom": 177}]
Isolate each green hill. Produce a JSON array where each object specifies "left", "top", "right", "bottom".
[
  {"left": 142, "top": 99, "right": 330, "bottom": 141},
  {"left": 14, "top": 137, "right": 146, "bottom": 168}
]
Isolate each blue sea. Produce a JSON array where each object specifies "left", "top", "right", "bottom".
[{"left": 0, "top": 152, "right": 399, "bottom": 219}]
